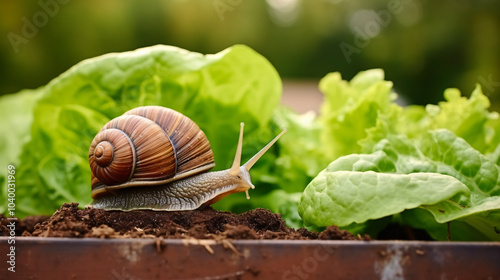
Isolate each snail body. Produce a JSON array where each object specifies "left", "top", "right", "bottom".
[{"left": 88, "top": 106, "right": 285, "bottom": 211}]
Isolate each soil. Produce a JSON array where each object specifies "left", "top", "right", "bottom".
[{"left": 0, "top": 203, "right": 370, "bottom": 241}]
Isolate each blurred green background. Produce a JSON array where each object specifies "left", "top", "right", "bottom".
[{"left": 1, "top": 0, "right": 499, "bottom": 110}]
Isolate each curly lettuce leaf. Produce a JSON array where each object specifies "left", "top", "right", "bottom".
[
  {"left": 1, "top": 45, "right": 281, "bottom": 217},
  {"left": 425, "top": 87, "right": 500, "bottom": 154},
  {"left": 319, "top": 69, "right": 398, "bottom": 160},
  {"left": 361, "top": 85, "right": 500, "bottom": 155}
]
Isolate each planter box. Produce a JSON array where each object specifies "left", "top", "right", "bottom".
[{"left": 1, "top": 237, "right": 499, "bottom": 279}]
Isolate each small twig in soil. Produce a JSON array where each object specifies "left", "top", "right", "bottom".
[{"left": 182, "top": 238, "right": 216, "bottom": 254}]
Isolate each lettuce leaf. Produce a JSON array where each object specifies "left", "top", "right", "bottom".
[
  {"left": 299, "top": 69, "right": 500, "bottom": 240},
  {"left": 0, "top": 90, "right": 42, "bottom": 214},
  {"left": 0, "top": 45, "right": 281, "bottom": 217},
  {"left": 319, "top": 69, "right": 399, "bottom": 160},
  {"left": 424, "top": 87, "right": 500, "bottom": 154},
  {"left": 299, "top": 129, "right": 500, "bottom": 240},
  {"left": 271, "top": 106, "right": 329, "bottom": 192}
]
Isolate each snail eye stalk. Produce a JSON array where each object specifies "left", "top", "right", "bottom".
[{"left": 243, "top": 129, "right": 287, "bottom": 171}]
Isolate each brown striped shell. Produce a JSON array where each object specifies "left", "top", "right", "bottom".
[{"left": 88, "top": 106, "right": 215, "bottom": 198}]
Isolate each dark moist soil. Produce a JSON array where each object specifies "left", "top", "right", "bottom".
[{"left": 0, "top": 203, "right": 370, "bottom": 241}]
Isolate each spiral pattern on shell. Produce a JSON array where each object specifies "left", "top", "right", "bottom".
[{"left": 89, "top": 106, "right": 215, "bottom": 198}]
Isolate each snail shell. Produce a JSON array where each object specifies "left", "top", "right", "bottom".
[{"left": 88, "top": 106, "right": 215, "bottom": 198}]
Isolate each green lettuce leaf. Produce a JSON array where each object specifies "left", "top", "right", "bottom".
[
  {"left": 424, "top": 87, "right": 500, "bottom": 154},
  {"left": 299, "top": 170, "right": 470, "bottom": 226},
  {"left": 1, "top": 45, "right": 281, "bottom": 217},
  {"left": 299, "top": 129, "right": 500, "bottom": 240},
  {"left": 271, "top": 106, "right": 328, "bottom": 192},
  {"left": 360, "top": 85, "right": 500, "bottom": 155},
  {"left": 300, "top": 69, "right": 500, "bottom": 240},
  {"left": 0, "top": 90, "right": 42, "bottom": 214},
  {"left": 319, "top": 69, "right": 398, "bottom": 160}
]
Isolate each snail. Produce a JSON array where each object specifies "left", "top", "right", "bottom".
[{"left": 88, "top": 106, "right": 286, "bottom": 211}]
